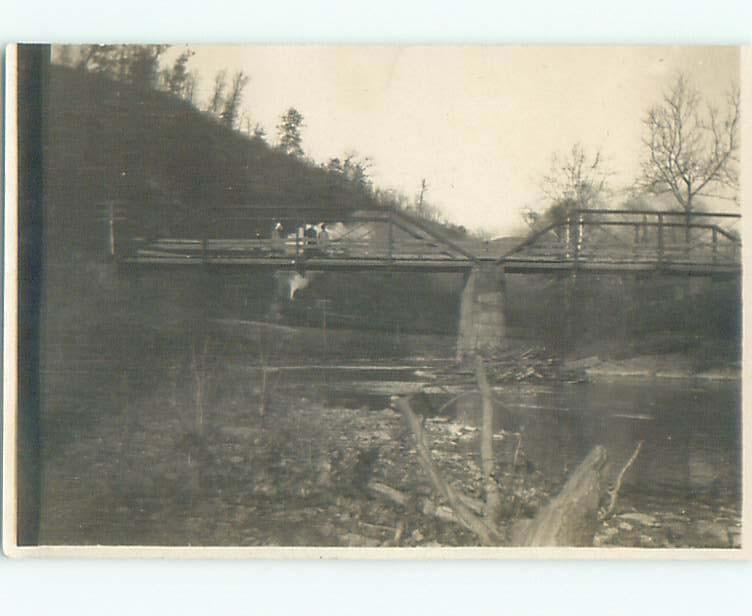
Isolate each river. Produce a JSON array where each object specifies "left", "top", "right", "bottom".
[
  {"left": 264, "top": 360, "right": 742, "bottom": 543},
  {"left": 279, "top": 364, "right": 740, "bottom": 501}
]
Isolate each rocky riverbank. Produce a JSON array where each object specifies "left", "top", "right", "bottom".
[{"left": 563, "top": 353, "right": 740, "bottom": 382}]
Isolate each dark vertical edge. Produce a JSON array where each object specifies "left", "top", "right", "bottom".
[{"left": 15, "top": 43, "right": 50, "bottom": 546}]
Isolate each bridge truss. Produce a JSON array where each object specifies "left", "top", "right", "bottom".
[
  {"left": 499, "top": 209, "right": 741, "bottom": 277},
  {"left": 113, "top": 206, "right": 479, "bottom": 273}
]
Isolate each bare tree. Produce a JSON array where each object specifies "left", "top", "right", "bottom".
[
  {"left": 414, "top": 178, "right": 438, "bottom": 221},
  {"left": 207, "top": 70, "right": 227, "bottom": 115},
  {"left": 184, "top": 72, "right": 199, "bottom": 105},
  {"left": 541, "top": 143, "right": 611, "bottom": 215},
  {"left": 342, "top": 151, "right": 372, "bottom": 192},
  {"left": 640, "top": 73, "right": 740, "bottom": 213},
  {"left": 221, "top": 71, "right": 250, "bottom": 128}
]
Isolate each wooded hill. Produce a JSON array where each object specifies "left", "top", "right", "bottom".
[{"left": 43, "top": 63, "right": 381, "bottom": 248}]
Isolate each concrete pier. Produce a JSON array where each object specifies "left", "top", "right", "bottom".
[{"left": 456, "top": 264, "right": 507, "bottom": 362}]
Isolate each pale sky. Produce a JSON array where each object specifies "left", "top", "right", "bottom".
[{"left": 168, "top": 46, "right": 739, "bottom": 236}]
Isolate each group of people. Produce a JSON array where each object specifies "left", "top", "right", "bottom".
[
  {"left": 270, "top": 222, "right": 330, "bottom": 255},
  {"left": 303, "top": 223, "right": 330, "bottom": 250}
]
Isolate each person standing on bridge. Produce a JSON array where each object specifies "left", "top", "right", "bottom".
[
  {"left": 318, "top": 223, "right": 330, "bottom": 255},
  {"left": 304, "top": 224, "right": 318, "bottom": 253},
  {"left": 272, "top": 221, "right": 285, "bottom": 255}
]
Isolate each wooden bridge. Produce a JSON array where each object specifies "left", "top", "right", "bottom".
[
  {"left": 113, "top": 206, "right": 482, "bottom": 273},
  {"left": 499, "top": 209, "right": 741, "bottom": 277},
  {"left": 113, "top": 206, "right": 741, "bottom": 277}
]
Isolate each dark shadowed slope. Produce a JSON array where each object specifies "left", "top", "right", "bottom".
[{"left": 43, "top": 63, "right": 379, "bottom": 248}]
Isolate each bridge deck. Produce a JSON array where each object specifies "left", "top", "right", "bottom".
[
  {"left": 118, "top": 237, "right": 481, "bottom": 272},
  {"left": 501, "top": 258, "right": 740, "bottom": 276}
]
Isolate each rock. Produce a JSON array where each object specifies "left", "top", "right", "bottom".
[
  {"left": 411, "top": 529, "right": 425, "bottom": 543},
  {"left": 254, "top": 483, "right": 277, "bottom": 497},
  {"left": 639, "top": 534, "right": 655, "bottom": 546},
  {"left": 316, "top": 460, "right": 333, "bottom": 486},
  {"left": 593, "top": 526, "right": 618, "bottom": 546},
  {"left": 618, "top": 512, "right": 658, "bottom": 527},
  {"left": 664, "top": 519, "right": 689, "bottom": 542},
  {"left": 341, "top": 532, "right": 380, "bottom": 547},
  {"left": 694, "top": 520, "right": 729, "bottom": 547},
  {"left": 728, "top": 526, "right": 742, "bottom": 549},
  {"left": 363, "top": 429, "right": 392, "bottom": 442},
  {"left": 618, "top": 521, "right": 633, "bottom": 532}
]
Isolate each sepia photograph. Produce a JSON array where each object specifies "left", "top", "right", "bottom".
[{"left": 2, "top": 43, "right": 746, "bottom": 556}]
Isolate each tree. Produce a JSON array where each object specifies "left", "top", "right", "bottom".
[
  {"left": 54, "top": 45, "right": 74, "bottom": 66},
  {"left": 75, "top": 44, "right": 168, "bottom": 89},
  {"left": 342, "top": 151, "right": 372, "bottom": 193},
  {"left": 413, "top": 178, "right": 441, "bottom": 222},
  {"left": 128, "top": 45, "right": 169, "bottom": 89},
  {"left": 252, "top": 123, "right": 267, "bottom": 142},
  {"left": 325, "top": 152, "right": 373, "bottom": 196},
  {"left": 183, "top": 72, "right": 199, "bottom": 104},
  {"left": 541, "top": 143, "right": 611, "bottom": 216},
  {"left": 527, "top": 143, "right": 612, "bottom": 235},
  {"left": 639, "top": 73, "right": 740, "bottom": 213},
  {"left": 277, "top": 107, "right": 305, "bottom": 157},
  {"left": 220, "top": 71, "right": 250, "bottom": 129},
  {"left": 164, "top": 49, "right": 195, "bottom": 98},
  {"left": 326, "top": 157, "right": 344, "bottom": 175},
  {"left": 207, "top": 70, "right": 227, "bottom": 115},
  {"left": 76, "top": 44, "right": 119, "bottom": 73}
]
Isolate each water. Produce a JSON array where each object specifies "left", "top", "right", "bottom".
[
  {"left": 493, "top": 379, "right": 741, "bottom": 512},
  {"left": 275, "top": 363, "right": 742, "bottom": 513}
]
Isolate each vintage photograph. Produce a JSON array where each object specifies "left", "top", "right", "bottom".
[{"left": 3, "top": 44, "right": 744, "bottom": 554}]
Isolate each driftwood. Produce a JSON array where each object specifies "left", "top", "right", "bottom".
[
  {"left": 393, "top": 397, "right": 503, "bottom": 545},
  {"left": 388, "top": 358, "right": 636, "bottom": 548},
  {"left": 476, "top": 356, "right": 501, "bottom": 525},
  {"left": 600, "top": 440, "right": 644, "bottom": 520},
  {"left": 368, "top": 481, "right": 484, "bottom": 522},
  {"left": 512, "top": 446, "right": 608, "bottom": 546}
]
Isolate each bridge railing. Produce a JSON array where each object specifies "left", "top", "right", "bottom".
[
  {"left": 112, "top": 212, "right": 466, "bottom": 263},
  {"left": 502, "top": 209, "right": 741, "bottom": 269}
]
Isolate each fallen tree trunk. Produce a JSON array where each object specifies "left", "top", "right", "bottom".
[
  {"left": 476, "top": 356, "right": 502, "bottom": 525},
  {"left": 393, "top": 397, "right": 503, "bottom": 545},
  {"left": 600, "top": 440, "right": 643, "bottom": 520},
  {"left": 511, "top": 446, "right": 608, "bottom": 547},
  {"left": 368, "top": 481, "right": 484, "bottom": 523}
]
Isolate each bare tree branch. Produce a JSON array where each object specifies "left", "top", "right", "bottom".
[
  {"left": 639, "top": 73, "right": 739, "bottom": 213},
  {"left": 393, "top": 396, "right": 503, "bottom": 545},
  {"left": 600, "top": 440, "right": 644, "bottom": 520},
  {"left": 475, "top": 356, "right": 501, "bottom": 525}
]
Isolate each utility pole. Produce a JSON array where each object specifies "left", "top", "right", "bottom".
[{"left": 417, "top": 179, "right": 428, "bottom": 216}]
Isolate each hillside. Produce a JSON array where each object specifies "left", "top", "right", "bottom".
[{"left": 43, "top": 63, "right": 379, "bottom": 247}]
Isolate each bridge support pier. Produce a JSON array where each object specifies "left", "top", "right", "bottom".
[{"left": 456, "top": 263, "right": 507, "bottom": 363}]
